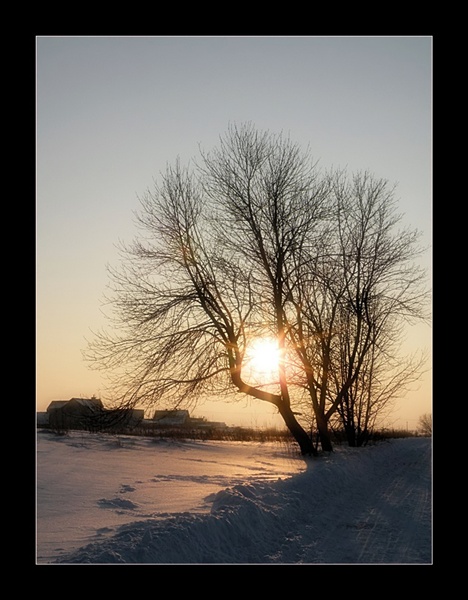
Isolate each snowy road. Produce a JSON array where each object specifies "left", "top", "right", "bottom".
[
  {"left": 276, "top": 436, "right": 432, "bottom": 563},
  {"left": 351, "top": 439, "right": 431, "bottom": 563}
]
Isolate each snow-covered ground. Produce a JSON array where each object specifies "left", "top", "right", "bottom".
[{"left": 36, "top": 429, "right": 432, "bottom": 564}]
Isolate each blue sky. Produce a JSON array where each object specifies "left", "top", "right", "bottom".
[{"left": 36, "top": 36, "right": 432, "bottom": 428}]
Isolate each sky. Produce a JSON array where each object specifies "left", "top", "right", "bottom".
[{"left": 36, "top": 36, "right": 432, "bottom": 429}]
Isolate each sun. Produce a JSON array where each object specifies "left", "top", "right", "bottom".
[{"left": 244, "top": 337, "right": 281, "bottom": 384}]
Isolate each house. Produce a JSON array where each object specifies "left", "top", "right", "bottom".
[
  {"left": 47, "top": 397, "right": 104, "bottom": 431},
  {"left": 100, "top": 407, "right": 145, "bottom": 429},
  {"left": 45, "top": 397, "right": 145, "bottom": 432},
  {"left": 147, "top": 410, "right": 228, "bottom": 431},
  {"left": 41, "top": 400, "right": 226, "bottom": 434},
  {"left": 151, "top": 410, "right": 190, "bottom": 427}
]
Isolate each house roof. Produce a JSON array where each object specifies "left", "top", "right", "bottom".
[
  {"left": 69, "top": 397, "right": 103, "bottom": 409},
  {"left": 47, "top": 401, "right": 69, "bottom": 412},
  {"left": 47, "top": 398, "right": 103, "bottom": 412}
]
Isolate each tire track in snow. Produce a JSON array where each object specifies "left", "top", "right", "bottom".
[
  {"left": 309, "top": 438, "right": 432, "bottom": 563},
  {"left": 354, "top": 438, "right": 432, "bottom": 563},
  {"left": 271, "top": 438, "right": 432, "bottom": 564}
]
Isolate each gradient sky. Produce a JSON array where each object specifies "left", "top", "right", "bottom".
[{"left": 36, "top": 36, "right": 432, "bottom": 428}]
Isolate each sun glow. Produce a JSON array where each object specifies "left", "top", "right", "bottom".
[{"left": 244, "top": 337, "right": 281, "bottom": 385}]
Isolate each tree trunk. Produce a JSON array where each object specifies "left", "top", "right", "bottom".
[
  {"left": 277, "top": 403, "right": 317, "bottom": 456},
  {"left": 229, "top": 346, "right": 317, "bottom": 455},
  {"left": 316, "top": 413, "right": 334, "bottom": 452},
  {"left": 356, "top": 427, "right": 369, "bottom": 447},
  {"left": 345, "top": 423, "right": 356, "bottom": 447}
]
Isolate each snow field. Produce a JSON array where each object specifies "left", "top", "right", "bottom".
[{"left": 36, "top": 431, "right": 431, "bottom": 564}]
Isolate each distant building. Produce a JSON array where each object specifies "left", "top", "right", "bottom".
[
  {"left": 47, "top": 397, "right": 104, "bottom": 431},
  {"left": 43, "top": 397, "right": 144, "bottom": 432},
  {"left": 151, "top": 410, "right": 190, "bottom": 427},
  {"left": 39, "top": 400, "right": 226, "bottom": 434},
  {"left": 148, "top": 409, "right": 227, "bottom": 431},
  {"left": 100, "top": 407, "right": 145, "bottom": 429}
]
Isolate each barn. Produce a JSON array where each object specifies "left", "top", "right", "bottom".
[{"left": 47, "top": 397, "right": 104, "bottom": 431}]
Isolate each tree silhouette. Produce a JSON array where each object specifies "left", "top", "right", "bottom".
[{"left": 86, "top": 124, "right": 429, "bottom": 454}]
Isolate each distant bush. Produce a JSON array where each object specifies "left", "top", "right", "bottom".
[
  {"left": 418, "top": 413, "right": 432, "bottom": 436},
  {"left": 128, "top": 424, "right": 293, "bottom": 444},
  {"left": 38, "top": 420, "right": 420, "bottom": 450},
  {"left": 329, "top": 427, "right": 419, "bottom": 446}
]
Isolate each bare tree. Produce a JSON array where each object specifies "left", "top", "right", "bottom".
[
  {"left": 86, "top": 124, "right": 429, "bottom": 454},
  {"left": 281, "top": 170, "right": 429, "bottom": 449},
  {"left": 334, "top": 343, "right": 429, "bottom": 446},
  {"left": 418, "top": 413, "right": 432, "bottom": 436},
  {"left": 328, "top": 171, "right": 429, "bottom": 445},
  {"left": 196, "top": 124, "right": 332, "bottom": 453}
]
